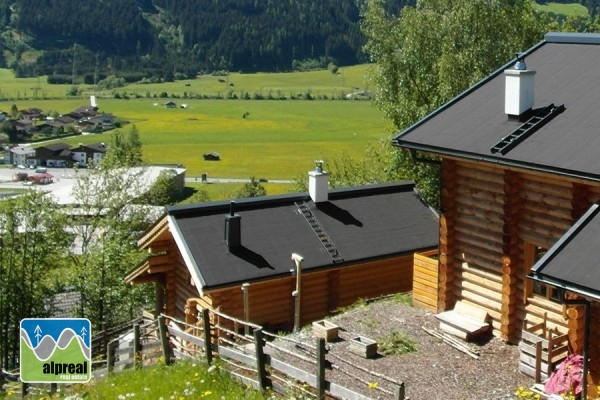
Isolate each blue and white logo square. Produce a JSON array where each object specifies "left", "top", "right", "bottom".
[{"left": 20, "top": 318, "right": 91, "bottom": 383}]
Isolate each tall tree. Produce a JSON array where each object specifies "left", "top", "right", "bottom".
[
  {"left": 360, "top": 0, "right": 551, "bottom": 205},
  {"left": 100, "top": 125, "right": 143, "bottom": 168},
  {"left": 0, "top": 191, "right": 70, "bottom": 368},
  {"left": 66, "top": 133, "right": 153, "bottom": 332}
]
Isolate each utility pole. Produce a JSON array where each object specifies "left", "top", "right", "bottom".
[{"left": 71, "top": 43, "right": 76, "bottom": 84}]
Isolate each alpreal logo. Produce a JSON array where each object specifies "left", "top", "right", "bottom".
[{"left": 20, "top": 318, "right": 91, "bottom": 383}]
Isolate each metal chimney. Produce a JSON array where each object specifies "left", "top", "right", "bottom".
[
  {"left": 224, "top": 201, "right": 241, "bottom": 249},
  {"left": 308, "top": 160, "right": 329, "bottom": 203},
  {"left": 505, "top": 54, "right": 536, "bottom": 118}
]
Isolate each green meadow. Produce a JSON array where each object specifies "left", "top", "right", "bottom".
[
  {"left": 534, "top": 2, "right": 588, "bottom": 16},
  {"left": 0, "top": 65, "right": 393, "bottom": 184}
]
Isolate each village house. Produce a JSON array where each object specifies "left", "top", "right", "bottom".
[
  {"left": 126, "top": 163, "right": 438, "bottom": 332},
  {"left": 32, "top": 143, "right": 73, "bottom": 168},
  {"left": 393, "top": 32, "right": 600, "bottom": 397},
  {"left": 8, "top": 145, "right": 35, "bottom": 167},
  {"left": 70, "top": 142, "right": 107, "bottom": 167}
]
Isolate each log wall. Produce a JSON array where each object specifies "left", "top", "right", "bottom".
[
  {"left": 201, "top": 255, "right": 415, "bottom": 332},
  {"left": 438, "top": 158, "right": 600, "bottom": 347},
  {"left": 444, "top": 161, "right": 506, "bottom": 333},
  {"left": 413, "top": 250, "right": 439, "bottom": 312}
]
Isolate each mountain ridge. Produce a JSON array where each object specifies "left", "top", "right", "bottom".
[{"left": 0, "top": 0, "right": 412, "bottom": 79}]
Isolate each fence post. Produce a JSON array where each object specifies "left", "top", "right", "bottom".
[
  {"left": 534, "top": 340, "right": 542, "bottom": 383},
  {"left": 107, "top": 341, "right": 115, "bottom": 373},
  {"left": 202, "top": 308, "right": 213, "bottom": 365},
  {"left": 133, "top": 324, "right": 141, "bottom": 370},
  {"left": 50, "top": 383, "right": 57, "bottom": 394},
  {"left": 394, "top": 382, "right": 406, "bottom": 400},
  {"left": 316, "top": 337, "right": 326, "bottom": 400},
  {"left": 157, "top": 316, "right": 172, "bottom": 366},
  {"left": 253, "top": 329, "right": 270, "bottom": 392},
  {"left": 21, "top": 382, "right": 28, "bottom": 397}
]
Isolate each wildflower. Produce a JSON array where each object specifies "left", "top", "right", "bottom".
[
  {"left": 144, "top": 388, "right": 150, "bottom": 392},
  {"left": 118, "top": 396, "right": 126, "bottom": 400},
  {"left": 368, "top": 382, "right": 378, "bottom": 389},
  {"left": 204, "top": 391, "right": 212, "bottom": 396},
  {"left": 207, "top": 365, "right": 217, "bottom": 374}
]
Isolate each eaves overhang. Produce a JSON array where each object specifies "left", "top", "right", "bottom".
[
  {"left": 394, "top": 142, "right": 600, "bottom": 184},
  {"left": 167, "top": 215, "right": 206, "bottom": 296},
  {"left": 528, "top": 203, "right": 600, "bottom": 302}
]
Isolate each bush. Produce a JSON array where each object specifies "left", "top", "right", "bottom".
[{"left": 377, "top": 331, "right": 418, "bottom": 356}]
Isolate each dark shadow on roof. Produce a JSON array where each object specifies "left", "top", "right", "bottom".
[
  {"left": 230, "top": 246, "right": 275, "bottom": 270},
  {"left": 316, "top": 202, "right": 363, "bottom": 227}
]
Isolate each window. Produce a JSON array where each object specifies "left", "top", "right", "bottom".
[{"left": 525, "top": 244, "right": 561, "bottom": 303}]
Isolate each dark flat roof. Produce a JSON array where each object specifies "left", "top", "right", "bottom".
[
  {"left": 393, "top": 33, "right": 600, "bottom": 182},
  {"left": 168, "top": 182, "right": 439, "bottom": 290},
  {"left": 529, "top": 203, "right": 600, "bottom": 301}
]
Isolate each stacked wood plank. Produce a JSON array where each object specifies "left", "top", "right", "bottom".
[
  {"left": 518, "top": 319, "right": 568, "bottom": 382},
  {"left": 413, "top": 250, "right": 439, "bottom": 312}
]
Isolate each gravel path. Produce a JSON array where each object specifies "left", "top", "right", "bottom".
[{"left": 269, "top": 297, "right": 534, "bottom": 399}]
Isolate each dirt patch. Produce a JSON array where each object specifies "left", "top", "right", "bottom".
[{"left": 269, "top": 296, "right": 534, "bottom": 399}]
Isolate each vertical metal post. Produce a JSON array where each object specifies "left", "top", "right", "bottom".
[
  {"left": 241, "top": 283, "right": 250, "bottom": 336},
  {"left": 292, "top": 254, "right": 304, "bottom": 332}
]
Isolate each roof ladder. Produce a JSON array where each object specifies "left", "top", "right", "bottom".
[
  {"left": 490, "top": 103, "right": 565, "bottom": 155},
  {"left": 295, "top": 201, "right": 344, "bottom": 263}
]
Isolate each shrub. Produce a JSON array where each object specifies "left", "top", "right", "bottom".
[{"left": 377, "top": 331, "right": 418, "bottom": 356}]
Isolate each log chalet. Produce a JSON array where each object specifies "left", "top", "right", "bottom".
[
  {"left": 126, "top": 164, "right": 438, "bottom": 333},
  {"left": 393, "top": 32, "right": 600, "bottom": 396}
]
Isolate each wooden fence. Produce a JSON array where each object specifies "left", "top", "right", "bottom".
[
  {"left": 2, "top": 308, "right": 406, "bottom": 399},
  {"left": 412, "top": 250, "right": 439, "bottom": 312}
]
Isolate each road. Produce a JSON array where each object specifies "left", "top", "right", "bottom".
[{"left": 185, "top": 177, "right": 294, "bottom": 184}]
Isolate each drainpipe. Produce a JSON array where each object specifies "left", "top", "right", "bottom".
[
  {"left": 560, "top": 292, "right": 590, "bottom": 400},
  {"left": 291, "top": 253, "right": 304, "bottom": 333},
  {"left": 241, "top": 283, "right": 250, "bottom": 336},
  {"left": 409, "top": 149, "right": 442, "bottom": 211}
]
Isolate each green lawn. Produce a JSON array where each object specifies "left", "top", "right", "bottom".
[
  {"left": 0, "top": 65, "right": 391, "bottom": 198},
  {"left": 535, "top": 2, "right": 588, "bottom": 17},
  {"left": 0, "top": 64, "right": 374, "bottom": 102},
  {"left": 12, "top": 98, "right": 390, "bottom": 179}
]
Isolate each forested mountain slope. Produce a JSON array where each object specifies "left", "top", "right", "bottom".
[{"left": 0, "top": 0, "right": 412, "bottom": 80}]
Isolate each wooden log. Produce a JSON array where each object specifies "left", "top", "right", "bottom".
[
  {"left": 456, "top": 162, "right": 505, "bottom": 184},
  {"left": 455, "top": 174, "right": 505, "bottom": 194}
]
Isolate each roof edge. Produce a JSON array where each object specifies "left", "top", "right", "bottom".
[
  {"left": 530, "top": 203, "right": 600, "bottom": 274},
  {"left": 167, "top": 181, "right": 417, "bottom": 216},
  {"left": 544, "top": 32, "right": 600, "bottom": 44},
  {"left": 392, "top": 39, "right": 547, "bottom": 145},
  {"left": 397, "top": 143, "right": 600, "bottom": 184}
]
